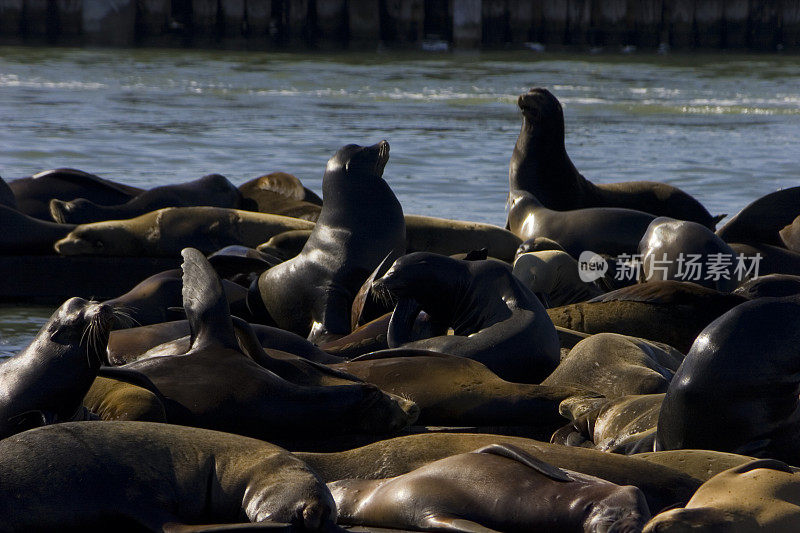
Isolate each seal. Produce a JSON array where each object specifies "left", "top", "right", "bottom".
[
  {"left": 0, "top": 421, "right": 336, "bottom": 531},
  {"left": 238, "top": 172, "right": 322, "bottom": 221},
  {"left": 507, "top": 189, "right": 656, "bottom": 257},
  {"left": 639, "top": 217, "right": 740, "bottom": 292},
  {"left": 255, "top": 141, "right": 406, "bottom": 342},
  {"left": 656, "top": 296, "right": 800, "bottom": 463},
  {"left": 643, "top": 459, "right": 800, "bottom": 532},
  {"left": 49, "top": 173, "right": 243, "bottom": 224},
  {"left": 510, "top": 87, "right": 718, "bottom": 228},
  {"left": 513, "top": 250, "right": 604, "bottom": 306},
  {"left": 9, "top": 167, "right": 143, "bottom": 220},
  {"left": 0, "top": 204, "right": 75, "bottom": 254},
  {"left": 54, "top": 206, "right": 314, "bottom": 256},
  {"left": 716, "top": 186, "right": 800, "bottom": 246},
  {"left": 548, "top": 280, "right": 747, "bottom": 353},
  {"left": 330, "top": 443, "right": 651, "bottom": 532},
  {"left": 0, "top": 296, "right": 117, "bottom": 438},
  {"left": 373, "top": 252, "right": 561, "bottom": 383},
  {"left": 97, "top": 248, "right": 417, "bottom": 442}
]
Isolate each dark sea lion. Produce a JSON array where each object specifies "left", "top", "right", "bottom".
[
  {"left": 643, "top": 459, "right": 800, "bottom": 532},
  {"left": 513, "top": 250, "right": 604, "bottom": 306},
  {"left": 542, "top": 333, "right": 683, "bottom": 398},
  {"left": 716, "top": 186, "right": 800, "bottom": 246},
  {"left": 639, "top": 217, "right": 740, "bottom": 292},
  {"left": 0, "top": 203, "right": 75, "bottom": 254},
  {"left": 54, "top": 206, "right": 314, "bottom": 256},
  {"left": 207, "top": 245, "right": 283, "bottom": 287},
  {"left": 373, "top": 252, "right": 560, "bottom": 383},
  {"left": 516, "top": 236, "right": 568, "bottom": 257},
  {"left": 730, "top": 242, "right": 800, "bottom": 277},
  {"left": 0, "top": 296, "right": 116, "bottom": 438},
  {"left": 331, "top": 349, "right": 590, "bottom": 432},
  {"left": 0, "top": 421, "right": 336, "bottom": 531},
  {"left": 510, "top": 87, "right": 717, "bottom": 228},
  {"left": 780, "top": 214, "right": 800, "bottom": 252},
  {"left": 330, "top": 443, "right": 651, "bottom": 532},
  {"left": 0, "top": 175, "right": 16, "bottom": 208},
  {"left": 98, "top": 248, "right": 417, "bottom": 442},
  {"left": 507, "top": 189, "right": 656, "bottom": 257},
  {"left": 657, "top": 296, "right": 800, "bottom": 463},
  {"left": 734, "top": 273, "right": 800, "bottom": 299},
  {"left": 238, "top": 172, "right": 323, "bottom": 221},
  {"left": 256, "top": 141, "right": 406, "bottom": 342},
  {"left": 296, "top": 433, "right": 701, "bottom": 514},
  {"left": 549, "top": 280, "right": 747, "bottom": 353},
  {"left": 9, "top": 167, "right": 143, "bottom": 220}
]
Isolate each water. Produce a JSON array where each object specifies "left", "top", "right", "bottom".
[{"left": 1, "top": 47, "right": 798, "bottom": 357}]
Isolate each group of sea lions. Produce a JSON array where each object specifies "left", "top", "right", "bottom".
[{"left": 2, "top": 87, "right": 800, "bottom": 531}]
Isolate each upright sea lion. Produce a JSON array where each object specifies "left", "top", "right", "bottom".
[
  {"left": 0, "top": 296, "right": 116, "bottom": 438},
  {"left": 716, "top": 186, "right": 800, "bottom": 246},
  {"left": 509, "top": 87, "right": 717, "bottom": 228},
  {"left": 657, "top": 296, "right": 800, "bottom": 463},
  {"left": 50, "top": 173, "right": 243, "bottom": 225},
  {"left": 373, "top": 252, "right": 560, "bottom": 383},
  {"left": 9, "top": 168, "right": 142, "bottom": 220},
  {"left": 0, "top": 204, "right": 75, "bottom": 254},
  {"left": 256, "top": 141, "right": 406, "bottom": 342},
  {"left": 513, "top": 250, "right": 604, "bottom": 306},
  {"left": 507, "top": 189, "right": 656, "bottom": 257},
  {"left": 639, "top": 217, "right": 740, "bottom": 292},
  {"left": 0, "top": 421, "right": 336, "bottom": 531},
  {"left": 643, "top": 459, "right": 800, "bottom": 532},
  {"left": 238, "top": 172, "right": 323, "bottom": 221},
  {"left": 54, "top": 206, "right": 314, "bottom": 256},
  {"left": 97, "top": 248, "right": 417, "bottom": 442},
  {"left": 330, "top": 443, "right": 651, "bottom": 532}
]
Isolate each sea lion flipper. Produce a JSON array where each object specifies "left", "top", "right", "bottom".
[
  {"left": 731, "top": 458, "right": 794, "bottom": 475},
  {"left": 162, "top": 521, "right": 294, "bottom": 532},
  {"left": 473, "top": 443, "right": 572, "bottom": 482},
  {"left": 180, "top": 248, "right": 238, "bottom": 351},
  {"left": 424, "top": 515, "right": 500, "bottom": 533}
]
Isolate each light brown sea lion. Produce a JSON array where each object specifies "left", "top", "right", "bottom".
[
  {"left": 238, "top": 172, "right": 322, "bottom": 221},
  {"left": 405, "top": 214, "right": 521, "bottom": 263},
  {"left": 780, "top": 214, "right": 800, "bottom": 252},
  {"left": 53, "top": 206, "right": 314, "bottom": 256},
  {"left": 510, "top": 87, "right": 718, "bottom": 228},
  {"left": 49, "top": 173, "right": 243, "bottom": 224},
  {"left": 82, "top": 376, "right": 166, "bottom": 422},
  {"left": 0, "top": 421, "right": 336, "bottom": 531},
  {"left": 330, "top": 443, "right": 651, "bottom": 532},
  {"left": 633, "top": 450, "right": 755, "bottom": 483}
]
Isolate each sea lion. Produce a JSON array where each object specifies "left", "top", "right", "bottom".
[
  {"left": 634, "top": 450, "right": 755, "bottom": 483},
  {"left": 548, "top": 280, "right": 747, "bottom": 353},
  {"left": 513, "top": 250, "right": 604, "bottom": 306},
  {"left": 0, "top": 203, "right": 75, "bottom": 254},
  {"left": 0, "top": 421, "right": 336, "bottom": 531},
  {"left": 734, "top": 273, "right": 800, "bottom": 299},
  {"left": 82, "top": 376, "right": 166, "bottom": 422},
  {"left": 373, "top": 252, "right": 560, "bottom": 383},
  {"left": 238, "top": 172, "right": 322, "bottom": 221},
  {"left": 9, "top": 167, "right": 142, "bottom": 220},
  {"left": 258, "top": 229, "right": 314, "bottom": 259},
  {"left": 729, "top": 242, "right": 800, "bottom": 277},
  {"left": 0, "top": 175, "right": 16, "bottom": 208},
  {"left": 50, "top": 173, "right": 243, "bottom": 224},
  {"left": 716, "top": 186, "right": 800, "bottom": 246},
  {"left": 97, "top": 248, "right": 417, "bottom": 442},
  {"left": 542, "top": 333, "right": 683, "bottom": 398},
  {"left": 657, "top": 296, "right": 800, "bottom": 463},
  {"left": 643, "top": 459, "right": 800, "bottom": 532},
  {"left": 256, "top": 141, "right": 406, "bottom": 342},
  {"left": 53, "top": 206, "right": 314, "bottom": 256},
  {"left": 330, "top": 443, "right": 651, "bottom": 532},
  {"left": 0, "top": 296, "right": 117, "bottom": 438},
  {"left": 510, "top": 87, "right": 717, "bottom": 228},
  {"left": 639, "top": 217, "right": 741, "bottom": 292},
  {"left": 780, "top": 214, "right": 800, "bottom": 252},
  {"left": 507, "top": 189, "right": 656, "bottom": 257},
  {"left": 331, "top": 349, "right": 590, "bottom": 432},
  {"left": 405, "top": 214, "right": 521, "bottom": 263},
  {"left": 296, "top": 433, "right": 701, "bottom": 514}
]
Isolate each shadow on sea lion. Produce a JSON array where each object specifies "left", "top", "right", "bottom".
[
  {"left": 547, "top": 280, "right": 747, "bottom": 353},
  {"left": 8, "top": 167, "right": 143, "bottom": 220},
  {"left": 330, "top": 443, "right": 651, "bottom": 532},
  {"left": 49, "top": 173, "right": 243, "bottom": 224},
  {"left": 255, "top": 141, "right": 406, "bottom": 343},
  {"left": 96, "top": 248, "right": 418, "bottom": 444},
  {"left": 0, "top": 296, "right": 118, "bottom": 438},
  {"left": 54, "top": 206, "right": 314, "bottom": 256},
  {"left": 238, "top": 172, "right": 323, "bottom": 221},
  {"left": 372, "top": 252, "right": 560, "bottom": 383},
  {"left": 717, "top": 186, "right": 800, "bottom": 246},
  {"left": 510, "top": 87, "right": 718, "bottom": 228},
  {"left": 657, "top": 296, "right": 800, "bottom": 464},
  {"left": 0, "top": 421, "right": 337, "bottom": 531},
  {"left": 0, "top": 203, "right": 75, "bottom": 254}
]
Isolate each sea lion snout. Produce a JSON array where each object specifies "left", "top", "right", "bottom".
[{"left": 518, "top": 87, "right": 562, "bottom": 117}]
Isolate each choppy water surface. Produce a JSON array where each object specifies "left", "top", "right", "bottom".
[{"left": 0, "top": 47, "right": 798, "bottom": 356}]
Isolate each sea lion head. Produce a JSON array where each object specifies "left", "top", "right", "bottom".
[
  {"left": 54, "top": 222, "right": 141, "bottom": 256},
  {"left": 43, "top": 297, "right": 117, "bottom": 367},
  {"left": 517, "top": 87, "right": 565, "bottom": 137},
  {"left": 49, "top": 197, "right": 98, "bottom": 224},
  {"left": 325, "top": 140, "right": 390, "bottom": 179},
  {"left": 337, "top": 384, "right": 419, "bottom": 434}
]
